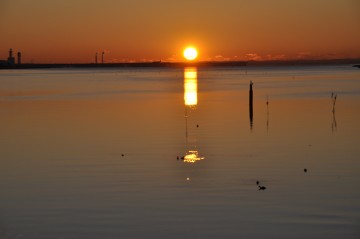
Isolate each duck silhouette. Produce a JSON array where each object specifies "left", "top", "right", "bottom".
[{"left": 258, "top": 185, "right": 266, "bottom": 190}]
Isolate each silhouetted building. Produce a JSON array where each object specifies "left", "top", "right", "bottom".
[
  {"left": 1, "top": 49, "right": 23, "bottom": 66},
  {"left": 7, "top": 48, "right": 15, "bottom": 65},
  {"left": 17, "top": 52, "right": 21, "bottom": 65}
]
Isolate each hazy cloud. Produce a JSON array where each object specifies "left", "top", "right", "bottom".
[{"left": 245, "top": 53, "right": 263, "bottom": 61}]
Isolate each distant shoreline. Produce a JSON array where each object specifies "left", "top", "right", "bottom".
[
  {"left": 1, "top": 61, "right": 246, "bottom": 70},
  {"left": 1, "top": 59, "right": 359, "bottom": 70}
]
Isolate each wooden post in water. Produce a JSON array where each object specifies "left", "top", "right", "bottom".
[
  {"left": 331, "top": 92, "right": 337, "bottom": 132},
  {"left": 266, "top": 95, "right": 269, "bottom": 134},
  {"left": 249, "top": 81, "right": 253, "bottom": 130}
]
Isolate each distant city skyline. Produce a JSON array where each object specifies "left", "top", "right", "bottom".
[{"left": 1, "top": 0, "right": 359, "bottom": 63}]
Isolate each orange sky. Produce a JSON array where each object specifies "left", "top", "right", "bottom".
[{"left": 1, "top": 0, "right": 359, "bottom": 63}]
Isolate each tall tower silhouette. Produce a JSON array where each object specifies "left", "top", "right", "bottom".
[
  {"left": 17, "top": 52, "right": 22, "bottom": 65},
  {"left": 7, "top": 48, "right": 15, "bottom": 65}
]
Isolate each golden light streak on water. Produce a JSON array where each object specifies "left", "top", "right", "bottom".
[{"left": 184, "top": 67, "right": 198, "bottom": 107}]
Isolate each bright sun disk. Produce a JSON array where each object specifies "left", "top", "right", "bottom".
[{"left": 184, "top": 47, "right": 198, "bottom": 61}]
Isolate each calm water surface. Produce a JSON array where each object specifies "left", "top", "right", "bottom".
[{"left": 0, "top": 65, "right": 359, "bottom": 238}]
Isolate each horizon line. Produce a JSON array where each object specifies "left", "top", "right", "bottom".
[{"left": 1, "top": 58, "right": 360, "bottom": 70}]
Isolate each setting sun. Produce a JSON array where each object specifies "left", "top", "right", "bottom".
[{"left": 183, "top": 47, "right": 198, "bottom": 61}]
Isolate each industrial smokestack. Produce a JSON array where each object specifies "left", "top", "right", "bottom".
[{"left": 17, "top": 52, "right": 21, "bottom": 65}]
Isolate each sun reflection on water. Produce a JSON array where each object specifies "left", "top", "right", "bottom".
[
  {"left": 182, "top": 67, "right": 204, "bottom": 163},
  {"left": 183, "top": 150, "right": 204, "bottom": 163},
  {"left": 184, "top": 67, "right": 198, "bottom": 107}
]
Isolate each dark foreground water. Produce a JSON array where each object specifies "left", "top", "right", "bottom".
[{"left": 0, "top": 65, "right": 359, "bottom": 239}]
